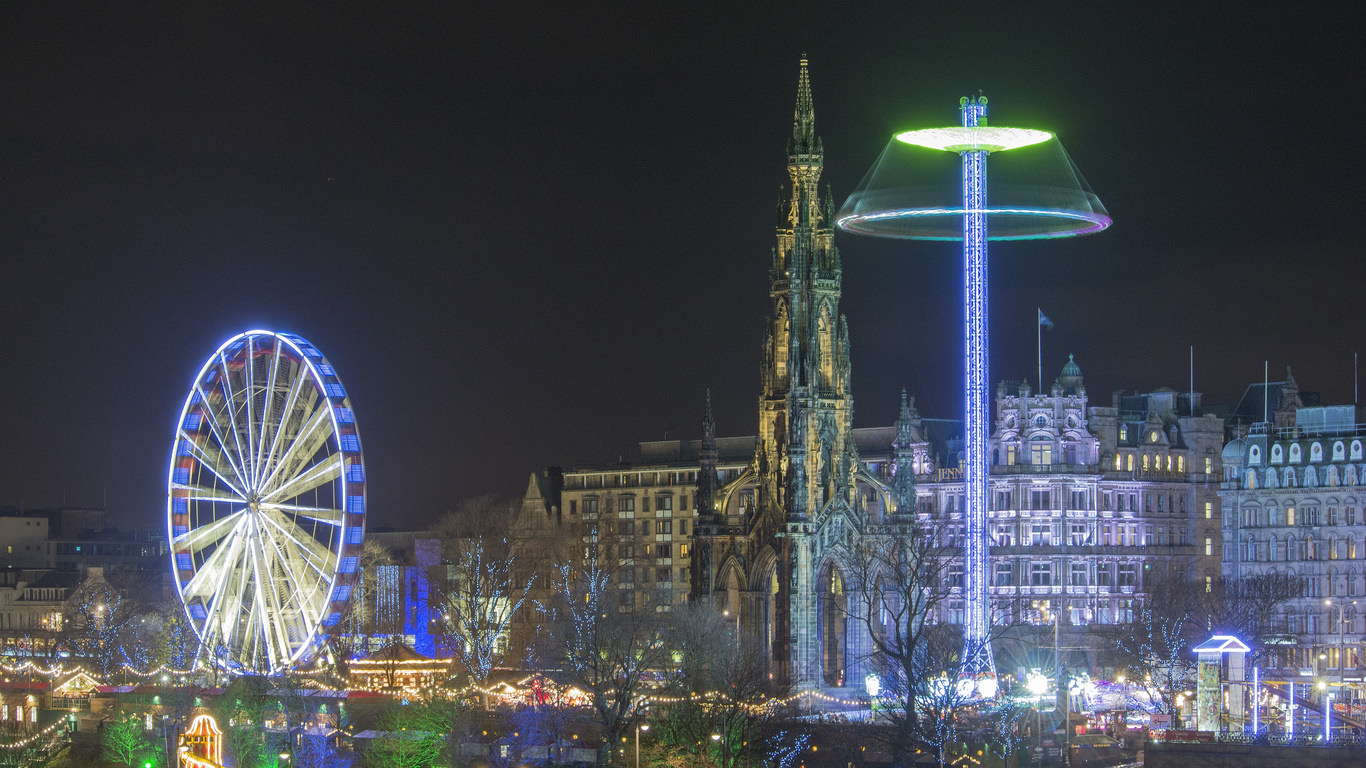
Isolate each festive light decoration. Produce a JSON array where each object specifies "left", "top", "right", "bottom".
[{"left": 839, "top": 95, "right": 1109, "bottom": 698}]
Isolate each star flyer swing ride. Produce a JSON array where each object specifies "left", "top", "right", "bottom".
[
  {"left": 838, "top": 94, "right": 1110, "bottom": 698},
  {"left": 168, "top": 330, "right": 366, "bottom": 674}
]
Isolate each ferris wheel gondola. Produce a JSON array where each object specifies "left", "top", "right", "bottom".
[{"left": 167, "top": 330, "right": 365, "bottom": 674}]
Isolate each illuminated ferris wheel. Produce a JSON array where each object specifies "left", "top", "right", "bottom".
[{"left": 167, "top": 330, "right": 365, "bottom": 674}]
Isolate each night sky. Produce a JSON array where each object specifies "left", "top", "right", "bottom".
[{"left": 3, "top": 3, "right": 1363, "bottom": 531}]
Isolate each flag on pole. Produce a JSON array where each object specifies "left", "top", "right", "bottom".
[{"left": 1038, "top": 309, "right": 1054, "bottom": 330}]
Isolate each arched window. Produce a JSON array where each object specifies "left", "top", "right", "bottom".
[
  {"left": 1270, "top": 534, "right": 1280, "bottom": 560},
  {"left": 1334, "top": 441, "right": 1346, "bottom": 461},
  {"left": 1272, "top": 445, "right": 1284, "bottom": 463},
  {"left": 1288, "top": 534, "right": 1297, "bottom": 561},
  {"left": 1312, "top": 443, "right": 1324, "bottom": 462},
  {"left": 1126, "top": 454, "right": 1134, "bottom": 472},
  {"left": 1353, "top": 440, "right": 1363, "bottom": 461},
  {"left": 1290, "top": 444, "right": 1302, "bottom": 463}
]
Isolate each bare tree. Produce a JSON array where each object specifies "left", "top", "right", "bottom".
[
  {"left": 654, "top": 603, "right": 777, "bottom": 768},
  {"left": 844, "top": 520, "right": 1007, "bottom": 767},
  {"left": 542, "top": 535, "right": 672, "bottom": 765},
  {"left": 331, "top": 539, "right": 401, "bottom": 667},
  {"left": 432, "top": 495, "right": 534, "bottom": 686}
]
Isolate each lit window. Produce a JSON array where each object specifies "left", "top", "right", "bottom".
[
  {"left": 1205, "top": 537, "right": 1213, "bottom": 557},
  {"left": 1205, "top": 501, "right": 1213, "bottom": 520}
]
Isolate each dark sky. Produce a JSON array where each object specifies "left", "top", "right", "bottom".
[{"left": 2, "top": 3, "right": 1363, "bottom": 531}]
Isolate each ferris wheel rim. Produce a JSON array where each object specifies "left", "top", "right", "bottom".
[{"left": 166, "top": 329, "right": 365, "bottom": 674}]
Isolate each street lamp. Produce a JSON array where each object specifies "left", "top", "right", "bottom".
[
  {"left": 635, "top": 723, "right": 649, "bottom": 768},
  {"left": 1324, "top": 598, "right": 1357, "bottom": 687},
  {"left": 1325, "top": 692, "right": 1335, "bottom": 742}
]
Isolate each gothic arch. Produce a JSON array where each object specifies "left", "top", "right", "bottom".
[
  {"left": 816, "top": 558, "right": 850, "bottom": 687},
  {"left": 749, "top": 546, "right": 781, "bottom": 674},
  {"left": 716, "top": 556, "right": 748, "bottom": 616}
]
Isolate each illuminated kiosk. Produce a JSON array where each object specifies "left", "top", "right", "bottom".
[
  {"left": 169, "top": 330, "right": 367, "bottom": 674},
  {"left": 179, "top": 713, "right": 225, "bottom": 768},
  {"left": 1192, "top": 634, "right": 1249, "bottom": 734},
  {"left": 838, "top": 95, "right": 1110, "bottom": 697}
]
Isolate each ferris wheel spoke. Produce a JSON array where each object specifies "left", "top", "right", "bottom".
[
  {"left": 181, "top": 520, "right": 249, "bottom": 601},
  {"left": 259, "top": 394, "right": 333, "bottom": 497},
  {"left": 258, "top": 359, "right": 310, "bottom": 493},
  {"left": 262, "top": 454, "right": 344, "bottom": 506},
  {"left": 253, "top": 339, "right": 287, "bottom": 491},
  {"left": 260, "top": 502, "right": 345, "bottom": 526},
  {"left": 171, "top": 485, "right": 246, "bottom": 510},
  {"left": 216, "top": 352, "right": 254, "bottom": 491},
  {"left": 249, "top": 529, "right": 291, "bottom": 666},
  {"left": 172, "top": 508, "right": 246, "bottom": 551},
  {"left": 260, "top": 510, "right": 335, "bottom": 583},
  {"left": 176, "top": 432, "right": 250, "bottom": 499},
  {"left": 244, "top": 340, "right": 259, "bottom": 490},
  {"left": 194, "top": 384, "right": 250, "bottom": 492},
  {"left": 259, "top": 524, "right": 323, "bottom": 652}
]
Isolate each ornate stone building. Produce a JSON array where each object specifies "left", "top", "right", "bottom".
[
  {"left": 690, "top": 58, "right": 909, "bottom": 690},
  {"left": 1219, "top": 369, "right": 1366, "bottom": 676}
]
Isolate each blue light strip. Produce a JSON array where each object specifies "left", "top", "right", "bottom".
[{"left": 959, "top": 97, "right": 997, "bottom": 688}]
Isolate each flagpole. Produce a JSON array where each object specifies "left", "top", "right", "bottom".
[{"left": 1037, "top": 307, "right": 1042, "bottom": 394}]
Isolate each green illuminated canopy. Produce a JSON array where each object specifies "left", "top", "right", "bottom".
[{"left": 895, "top": 126, "right": 1053, "bottom": 153}]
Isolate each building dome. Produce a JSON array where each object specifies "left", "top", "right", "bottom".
[
  {"left": 1222, "top": 437, "right": 1247, "bottom": 464},
  {"left": 1060, "top": 353, "right": 1082, "bottom": 379}
]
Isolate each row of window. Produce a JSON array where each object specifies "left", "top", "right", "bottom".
[
  {"left": 569, "top": 494, "right": 689, "bottom": 515},
  {"left": 1239, "top": 535, "right": 1364, "bottom": 562},
  {"left": 589, "top": 542, "right": 689, "bottom": 560},
  {"left": 1252, "top": 440, "right": 1366, "bottom": 466},
  {"left": 1112, "top": 453, "right": 1195, "bottom": 474},
  {"left": 564, "top": 470, "right": 702, "bottom": 490},
  {"left": 990, "top": 521, "right": 1210, "bottom": 548},
  {"left": 1237, "top": 505, "right": 1364, "bottom": 528},
  {"left": 937, "top": 597, "right": 1139, "bottom": 626},
  {"left": 1244, "top": 463, "right": 1363, "bottom": 489},
  {"left": 605, "top": 520, "right": 687, "bottom": 537}
]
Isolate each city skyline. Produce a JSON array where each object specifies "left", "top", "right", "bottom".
[{"left": 2, "top": 4, "right": 1364, "bottom": 530}]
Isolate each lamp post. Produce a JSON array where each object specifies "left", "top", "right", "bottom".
[
  {"left": 1325, "top": 691, "right": 1335, "bottom": 742},
  {"left": 635, "top": 723, "right": 649, "bottom": 768},
  {"left": 712, "top": 732, "right": 724, "bottom": 768},
  {"left": 1324, "top": 598, "right": 1357, "bottom": 689}
]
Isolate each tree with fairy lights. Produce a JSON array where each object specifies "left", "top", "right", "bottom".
[
  {"left": 1117, "top": 600, "right": 1193, "bottom": 721},
  {"left": 100, "top": 711, "right": 160, "bottom": 768},
  {"left": 432, "top": 495, "right": 535, "bottom": 687},
  {"left": 541, "top": 529, "right": 672, "bottom": 765},
  {"left": 59, "top": 570, "right": 137, "bottom": 679},
  {"left": 844, "top": 519, "right": 1017, "bottom": 768}
]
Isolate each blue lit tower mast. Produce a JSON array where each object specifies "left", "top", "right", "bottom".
[
  {"left": 838, "top": 94, "right": 1110, "bottom": 699},
  {"left": 958, "top": 94, "right": 994, "bottom": 690}
]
